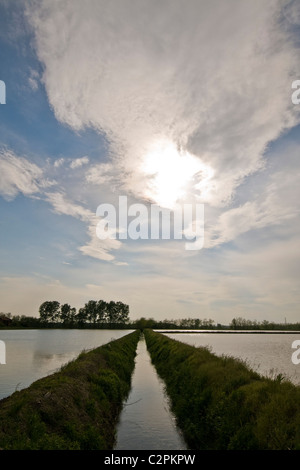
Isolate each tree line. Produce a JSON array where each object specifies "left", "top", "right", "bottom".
[
  {"left": 131, "top": 317, "right": 216, "bottom": 330},
  {"left": 38, "top": 300, "right": 130, "bottom": 327},
  {"left": 1, "top": 310, "right": 300, "bottom": 331},
  {"left": 229, "top": 317, "right": 300, "bottom": 331},
  {"left": 131, "top": 316, "right": 300, "bottom": 330}
]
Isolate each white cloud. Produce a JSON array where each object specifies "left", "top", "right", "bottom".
[
  {"left": 28, "top": 68, "right": 39, "bottom": 91},
  {"left": 85, "top": 163, "right": 116, "bottom": 185},
  {"left": 0, "top": 148, "right": 121, "bottom": 262},
  {"left": 0, "top": 149, "right": 53, "bottom": 200},
  {"left": 45, "top": 191, "right": 93, "bottom": 221},
  {"left": 79, "top": 219, "right": 122, "bottom": 262},
  {"left": 205, "top": 141, "right": 300, "bottom": 248},
  {"left": 27, "top": 0, "right": 300, "bottom": 209},
  {"left": 70, "top": 156, "right": 89, "bottom": 169},
  {"left": 45, "top": 191, "right": 122, "bottom": 262},
  {"left": 53, "top": 158, "right": 64, "bottom": 168}
]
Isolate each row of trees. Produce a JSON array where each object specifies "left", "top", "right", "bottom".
[
  {"left": 131, "top": 317, "right": 216, "bottom": 330},
  {"left": 230, "top": 317, "right": 300, "bottom": 330},
  {"left": 131, "top": 316, "right": 300, "bottom": 331},
  {"left": 39, "top": 300, "right": 130, "bottom": 327},
  {"left": 1, "top": 310, "right": 300, "bottom": 331},
  {"left": 1, "top": 314, "right": 40, "bottom": 328}
]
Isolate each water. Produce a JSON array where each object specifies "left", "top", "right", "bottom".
[
  {"left": 0, "top": 329, "right": 132, "bottom": 400},
  {"left": 115, "top": 336, "right": 186, "bottom": 450},
  {"left": 164, "top": 331, "right": 300, "bottom": 385}
]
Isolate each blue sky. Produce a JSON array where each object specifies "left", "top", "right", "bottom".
[{"left": 0, "top": 0, "right": 300, "bottom": 324}]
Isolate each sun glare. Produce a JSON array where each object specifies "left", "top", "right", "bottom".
[{"left": 141, "top": 140, "right": 214, "bottom": 208}]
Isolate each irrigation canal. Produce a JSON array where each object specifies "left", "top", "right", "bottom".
[{"left": 115, "top": 335, "right": 186, "bottom": 450}]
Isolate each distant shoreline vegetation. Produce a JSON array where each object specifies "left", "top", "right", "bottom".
[{"left": 0, "top": 307, "right": 300, "bottom": 331}]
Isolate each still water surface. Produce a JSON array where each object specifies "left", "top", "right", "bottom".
[
  {"left": 0, "top": 329, "right": 132, "bottom": 400},
  {"left": 115, "top": 336, "right": 186, "bottom": 450},
  {"left": 164, "top": 331, "right": 300, "bottom": 385}
]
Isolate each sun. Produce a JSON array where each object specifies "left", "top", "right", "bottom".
[{"left": 140, "top": 139, "right": 214, "bottom": 209}]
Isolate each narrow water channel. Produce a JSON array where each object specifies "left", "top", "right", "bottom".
[{"left": 115, "top": 336, "right": 187, "bottom": 450}]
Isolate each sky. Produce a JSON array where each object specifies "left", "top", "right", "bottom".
[{"left": 0, "top": 0, "right": 300, "bottom": 324}]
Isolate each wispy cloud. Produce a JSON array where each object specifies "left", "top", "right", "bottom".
[
  {"left": 53, "top": 158, "right": 64, "bottom": 168},
  {"left": 28, "top": 68, "right": 39, "bottom": 91},
  {"left": 70, "top": 156, "right": 89, "bottom": 169},
  {"left": 27, "top": 0, "right": 300, "bottom": 209},
  {"left": 0, "top": 148, "right": 54, "bottom": 200},
  {"left": 206, "top": 142, "right": 300, "bottom": 247},
  {"left": 85, "top": 162, "right": 116, "bottom": 185},
  {"left": 0, "top": 147, "right": 122, "bottom": 263},
  {"left": 79, "top": 219, "right": 122, "bottom": 262},
  {"left": 45, "top": 191, "right": 93, "bottom": 221},
  {"left": 45, "top": 191, "right": 122, "bottom": 262}
]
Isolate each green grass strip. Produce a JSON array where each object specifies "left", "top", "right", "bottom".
[
  {"left": 144, "top": 329, "right": 300, "bottom": 450},
  {"left": 0, "top": 330, "right": 140, "bottom": 450}
]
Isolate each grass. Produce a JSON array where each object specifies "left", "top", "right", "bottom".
[
  {"left": 144, "top": 329, "right": 300, "bottom": 450},
  {"left": 0, "top": 330, "right": 140, "bottom": 450}
]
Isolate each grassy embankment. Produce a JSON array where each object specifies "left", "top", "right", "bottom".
[
  {"left": 0, "top": 330, "right": 140, "bottom": 450},
  {"left": 144, "top": 329, "right": 300, "bottom": 450}
]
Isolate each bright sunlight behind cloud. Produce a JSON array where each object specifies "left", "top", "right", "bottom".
[{"left": 27, "top": 0, "right": 300, "bottom": 210}]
